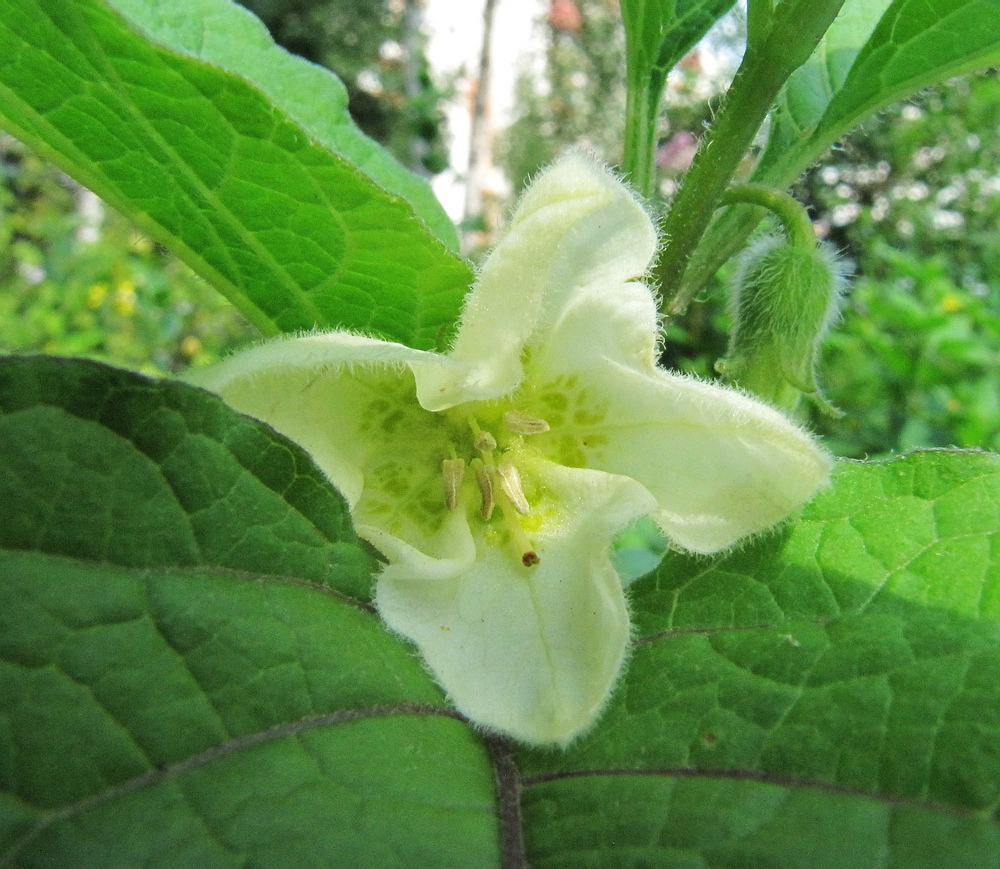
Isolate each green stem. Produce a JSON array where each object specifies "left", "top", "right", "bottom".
[
  {"left": 746, "top": 0, "right": 774, "bottom": 52},
  {"left": 654, "top": 0, "right": 846, "bottom": 317},
  {"left": 622, "top": 72, "right": 666, "bottom": 199},
  {"left": 719, "top": 183, "right": 815, "bottom": 248}
]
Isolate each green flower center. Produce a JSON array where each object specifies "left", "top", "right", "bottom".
[{"left": 350, "top": 367, "right": 611, "bottom": 564}]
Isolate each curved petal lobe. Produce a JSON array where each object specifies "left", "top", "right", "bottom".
[
  {"left": 527, "top": 278, "right": 832, "bottom": 554},
  {"left": 415, "top": 154, "right": 658, "bottom": 411},
  {"left": 189, "top": 332, "right": 457, "bottom": 509},
  {"left": 375, "top": 461, "right": 654, "bottom": 744}
]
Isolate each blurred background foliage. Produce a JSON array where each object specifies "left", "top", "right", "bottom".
[
  {"left": 0, "top": 0, "right": 997, "bottom": 457},
  {"left": 0, "top": 135, "right": 254, "bottom": 374},
  {"left": 662, "top": 69, "right": 1000, "bottom": 458},
  {"left": 237, "top": 0, "right": 450, "bottom": 176}
]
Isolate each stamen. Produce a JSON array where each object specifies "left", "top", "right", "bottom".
[
  {"left": 473, "top": 460, "right": 495, "bottom": 520},
  {"left": 504, "top": 410, "right": 550, "bottom": 434},
  {"left": 496, "top": 462, "right": 530, "bottom": 515},
  {"left": 441, "top": 458, "right": 465, "bottom": 510}
]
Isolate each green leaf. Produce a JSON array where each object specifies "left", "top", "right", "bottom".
[
  {"left": 517, "top": 450, "right": 1000, "bottom": 866},
  {"left": 681, "top": 0, "right": 1000, "bottom": 304},
  {"left": 4, "top": 356, "right": 999, "bottom": 865},
  {"left": 0, "top": 356, "right": 499, "bottom": 867},
  {"left": 757, "top": 0, "right": 1000, "bottom": 184},
  {"left": 620, "top": 0, "right": 736, "bottom": 193},
  {"left": 621, "top": 0, "right": 737, "bottom": 84},
  {"left": 0, "top": 0, "right": 471, "bottom": 349},
  {"left": 104, "top": 0, "right": 460, "bottom": 251},
  {"left": 754, "top": 0, "right": 892, "bottom": 176}
]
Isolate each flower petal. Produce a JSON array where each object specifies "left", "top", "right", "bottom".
[
  {"left": 189, "top": 333, "right": 459, "bottom": 519},
  {"left": 415, "top": 154, "right": 657, "bottom": 411},
  {"left": 374, "top": 460, "right": 655, "bottom": 745},
  {"left": 526, "top": 279, "right": 833, "bottom": 554}
]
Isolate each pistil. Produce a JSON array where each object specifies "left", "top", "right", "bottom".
[{"left": 498, "top": 493, "right": 540, "bottom": 567}]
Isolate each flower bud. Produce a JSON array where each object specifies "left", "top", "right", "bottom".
[{"left": 716, "top": 234, "right": 846, "bottom": 415}]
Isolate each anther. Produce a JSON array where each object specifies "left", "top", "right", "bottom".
[
  {"left": 441, "top": 458, "right": 465, "bottom": 510},
  {"left": 473, "top": 461, "right": 495, "bottom": 520},
  {"left": 496, "top": 462, "right": 530, "bottom": 515},
  {"left": 504, "top": 411, "right": 550, "bottom": 434}
]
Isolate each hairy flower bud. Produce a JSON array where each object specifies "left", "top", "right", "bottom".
[{"left": 717, "top": 234, "right": 846, "bottom": 415}]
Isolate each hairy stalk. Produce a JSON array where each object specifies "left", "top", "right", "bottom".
[
  {"left": 623, "top": 70, "right": 664, "bottom": 199},
  {"left": 719, "top": 183, "right": 815, "bottom": 248},
  {"left": 654, "top": 0, "right": 845, "bottom": 316}
]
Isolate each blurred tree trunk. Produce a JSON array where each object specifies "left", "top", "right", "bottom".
[
  {"left": 464, "top": 0, "right": 500, "bottom": 224},
  {"left": 403, "top": 0, "right": 429, "bottom": 175}
]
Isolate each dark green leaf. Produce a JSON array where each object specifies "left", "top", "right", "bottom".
[
  {"left": 518, "top": 451, "right": 1000, "bottom": 867},
  {"left": 0, "top": 0, "right": 471, "bottom": 348},
  {"left": 0, "top": 355, "right": 373, "bottom": 596},
  {"left": 0, "top": 356, "right": 499, "bottom": 867},
  {"left": 4, "top": 357, "right": 999, "bottom": 865}
]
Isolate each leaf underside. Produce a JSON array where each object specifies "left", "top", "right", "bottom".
[
  {"left": 685, "top": 0, "right": 1000, "bottom": 302},
  {"left": 0, "top": 0, "right": 472, "bottom": 349},
  {"left": 621, "top": 0, "right": 737, "bottom": 87}
]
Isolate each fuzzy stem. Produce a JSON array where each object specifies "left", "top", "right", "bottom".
[
  {"left": 654, "top": 0, "right": 845, "bottom": 316},
  {"left": 746, "top": 0, "right": 775, "bottom": 52},
  {"left": 622, "top": 74, "right": 663, "bottom": 199},
  {"left": 719, "top": 183, "right": 815, "bottom": 249}
]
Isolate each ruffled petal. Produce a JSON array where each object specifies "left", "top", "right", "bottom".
[
  {"left": 525, "top": 279, "right": 832, "bottom": 555},
  {"left": 415, "top": 154, "right": 657, "bottom": 411},
  {"left": 189, "top": 334, "right": 469, "bottom": 552},
  {"left": 374, "top": 460, "right": 656, "bottom": 745}
]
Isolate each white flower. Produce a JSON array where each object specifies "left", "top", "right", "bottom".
[{"left": 192, "top": 155, "right": 832, "bottom": 745}]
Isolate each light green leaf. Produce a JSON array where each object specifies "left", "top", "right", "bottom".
[
  {"left": 755, "top": 0, "right": 892, "bottom": 175},
  {"left": 620, "top": 0, "right": 736, "bottom": 192},
  {"left": 104, "top": 0, "right": 459, "bottom": 250},
  {"left": 621, "top": 0, "right": 737, "bottom": 84},
  {"left": 680, "top": 0, "right": 1000, "bottom": 305},
  {"left": 0, "top": 356, "right": 499, "bottom": 867},
  {"left": 0, "top": 0, "right": 471, "bottom": 348},
  {"left": 518, "top": 450, "right": 1000, "bottom": 867},
  {"left": 757, "top": 0, "right": 1000, "bottom": 183}
]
